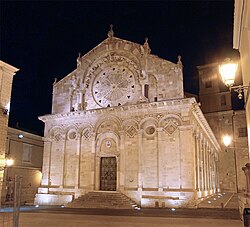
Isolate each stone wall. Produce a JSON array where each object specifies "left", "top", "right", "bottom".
[
  {"left": 205, "top": 110, "right": 249, "bottom": 192},
  {"left": 1, "top": 127, "right": 43, "bottom": 204},
  {"left": 0, "top": 61, "right": 19, "bottom": 204},
  {"left": 36, "top": 98, "right": 220, "bottom": 208},
  {"left": 36, "top": 34, "right": 221, "bottom": 208}
]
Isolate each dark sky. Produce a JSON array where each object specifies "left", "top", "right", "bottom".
[{"left": 1, "top": 1, "right": 236, "bottom": 135}]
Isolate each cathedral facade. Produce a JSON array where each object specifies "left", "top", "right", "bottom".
[{"left": 35, "top": 29, "right": 221, "bottom": 208}]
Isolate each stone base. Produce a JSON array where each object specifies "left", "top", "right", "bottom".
[
  {"left": 140, "top": 191, "right": 196, "bottom": 208},
  {"left": 238, "top": 194, "right": 250, "bottom": 221},
  {"left": 34, "top": 193, "right": 73, "bottom": 206}
]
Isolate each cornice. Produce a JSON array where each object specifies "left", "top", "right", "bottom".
[
  {"left": 191, "top": 103, "right": 221, "bottom": 152},
  {"left": 39, "top": 98, "right": 196, "bottom": 122},
  {"left": 0, "top": 60, "right": 19, "bottom": 75}
]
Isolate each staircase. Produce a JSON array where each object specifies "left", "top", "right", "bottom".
[{"left": 68, "top": 191, "right": 140, "bottom": 209}]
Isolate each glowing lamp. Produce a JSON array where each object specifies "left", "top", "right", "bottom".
[
  {"left": 223, "top": 135, "right": 232, "bottom": 147},
  {"left": 219, "top": 59, "right": 238, "bottom": 87},
  {"left": 3, "top": 102, "right": 10, "bottom": 115},
  {"left": 219, "top": 58, "right": 249, "bottom": 100},
  {"left": 0, "top": 158, "right": 14, "bottom": 170},
  {"left": 18, "top": 134, "right": 24, "bottom": 139},
  {"left": 5, "top": 158, "right": 14, "bottom": 166}
]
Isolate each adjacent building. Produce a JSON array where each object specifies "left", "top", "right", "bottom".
[
  {"left": 198, "top": 62, "right": 249, "bottom": 193},
  {"left": 1, "top": 127, "right": 43, "bottom": 205},
  {"left": 0, "top": 61, "right": 19, "bottom": 204},
  {"left": 233, "top": 0, "right": 250, "bottom": 218},
  {"left": 234, "top": 0, "right": 250, "bottom": 151},
  {"left": 35, "top": 29, "right": 221, "bottom": 208}
]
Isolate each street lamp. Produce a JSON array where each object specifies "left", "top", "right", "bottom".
[
  {"left": 219, "top": 58, "right": 249, "bottom": 99},
  {"left": 223, "top": 135, "right": 232, "bottom": 147},
  {"left": 0, "top": 158, "right": 14, "bottom": 171}
]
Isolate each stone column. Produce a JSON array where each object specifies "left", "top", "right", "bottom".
[
  {"left": 205, "top": 141, "right": 209, "bottom": 192},
  {"left": 242, "top": 163, "right": 250, "bottom": 196},
  {"left": 212, "top": 152, "right": 216, "bottom": 191},
  {"left": 119, "top": 131, "right": 125, "bottom": 191},
  {"left": 215, "top": 158, "right": 220, "bottom": 193},
  {"left": 208, "top": 147, "right": 211, "bottom": 192},
  {"left": 91, "top": 134, "right": 96, "bottom": 190},
  {"left": 41, "top": 138, "right": 52, "bottom": 187},
  {"left": 195, "top": 133, "right": 200, "bottom": 191},
  {"left": 157, "top": 128, "right": 163, "bottom": 190},
  {"left": 200, "top": 136, "right": 205, "bottom": 192},
  {"left": 197, "top": 134, "right": 203, "bottom": 195},
  {"left": 116, "top": 154, "right": 120, "bottom": 191},
  {"left": 75, "top": 134, "right": 81, "bottom": 191},
  {"left": 138, "top": 130, "right": 143, "bottom": 191},
  {"left": 94, "top": 155, "right": 100, "bottom": 191},
  {"left": 62, "top": 136, "right": 67, "bottom": 188},
  {"left": 203, "top": 140, "right": 207, "bottom": 193}
]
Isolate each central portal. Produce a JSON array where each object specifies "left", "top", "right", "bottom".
[{"left": 100, "top": 157, "right": 117, "bottom": 191}]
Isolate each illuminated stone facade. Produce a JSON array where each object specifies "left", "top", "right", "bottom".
[
  {"left": 233, "top": 0, "right": 250, "bottom": 219},
  {"left": 35, "top": 30, "right": 221, "bottom": 208},
  {"left": 0, "top": 61, "right": 19, "bottom": 204},
  {"left": 1, "top": 127, "right": 43, "bottom": 205},
  {"left": 198, "top": 63, "right": 249, "bottom": 192}
]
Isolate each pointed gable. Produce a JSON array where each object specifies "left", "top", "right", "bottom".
[{"left": 51, "top": 32, "right": 183, "bottom": 114}]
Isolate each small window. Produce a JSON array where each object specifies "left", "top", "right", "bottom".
[
  {"left": 221, "top": 95, "right": 226, "bottom": 106},
  {"left": 23, "top": 143, "right": 32, "bottom": 163},
  {"left": 154, "top": 97, "right": 157, "bottom": 102},
  {"left": 205, "top": 80, "right": 212, "bottom": 88},
  {"left": 238, "top": 127, "right": 248, "bottom": 137}
]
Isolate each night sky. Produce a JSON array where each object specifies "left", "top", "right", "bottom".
[{"left": 1, "top": 1, "right": 237, "bottom": 135}]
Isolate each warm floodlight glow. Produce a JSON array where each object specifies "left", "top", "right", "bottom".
[
  {"left": 223, "top": 135, "right": 232, "bottom": 147},
  {"left": 18, "top": 134, "right": 24, "bottom": 139},
  {"left": 219, "top": 59, "right": 238, "bottom": 87},
  {"left": 5, "top": 158, "right": 14, "bottom": 166},
  {"left": 4, "top": 102, "right": 10, "bottom": 115}
]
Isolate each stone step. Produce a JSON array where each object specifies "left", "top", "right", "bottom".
[{"left": 68, "top": 191, "right": 140, "bottom": 209}]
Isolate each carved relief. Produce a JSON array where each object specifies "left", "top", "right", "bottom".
[
  {"left": 84, "top": 52, "right": 141, "bottom": 108},
  {"left": 92, "top": 64, "right": 136, "bottom": 107},
  {"left": 67, "top": 129, "right": 77, "bottom": 140},
  {"left": 126, "top": 126, "right": 137, "bottom": 138},
  {"left": 81, "top": 128, "right": 92, "bottom": 140},
  {"left": 49, "top": 127, "right": 64, "bottom": 141},
  {"left": 164, "top": 121, "right": 178, "bottom": 135},
  {"left": 122, "top": 119, "right": 139, "bottom": 138},
  {"left": 86, "top": 53, "right": 139, "bottom": 82},
  {"left": 99, "top": 138, "right": 117, "bottom": 155},
  {"left": 140, "top": 117, "right": 158, "bottom": 138},
  {"left": 69, "top": 74, "right": 85, "bottom": 111},
  {"left": 96, "top": 116, "right": 121, "bottom": 134},
  {"left": 159, "top": 115, "right": 182, "bottom": 136}
]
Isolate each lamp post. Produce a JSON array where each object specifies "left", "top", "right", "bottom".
[{"left": 219, "top": 58, "right": 250, "bottom": 99}]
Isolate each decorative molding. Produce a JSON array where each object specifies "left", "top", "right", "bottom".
[
  {"left": 191, "top": 103, "right": 221, "bottom": 152},
  {"left": 39, "top": 98, "right": 196, "bottom": 122}
]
